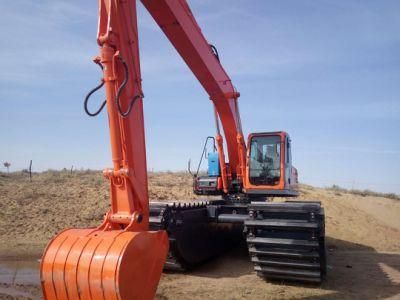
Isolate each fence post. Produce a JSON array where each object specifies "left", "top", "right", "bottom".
[{"left": 29, "top": 160, "right": 32, "bottom": 182}]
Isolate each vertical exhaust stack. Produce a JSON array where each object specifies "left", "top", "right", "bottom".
[{"left": 41, "top": 1, "right": 169, "bottom": 299}]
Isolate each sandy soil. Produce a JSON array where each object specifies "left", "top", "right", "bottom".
[{"left": 0, "top": 171, "right": 399, "bottom": 299}]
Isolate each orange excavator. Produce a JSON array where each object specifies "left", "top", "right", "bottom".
[{"left": 41, "top": 0, "right": 326, "bottom": 299}]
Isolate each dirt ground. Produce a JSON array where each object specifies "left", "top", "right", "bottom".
[{"left": 0, "top": 171, "right": 399, "bottom": 299}]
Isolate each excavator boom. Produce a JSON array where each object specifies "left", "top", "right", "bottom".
[{"left": 141, "top": 0, "right": 247, "bottom": 190}]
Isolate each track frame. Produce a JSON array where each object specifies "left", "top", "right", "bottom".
[{"left": 149, "top": 199, "right": 326, "bottom": 283}]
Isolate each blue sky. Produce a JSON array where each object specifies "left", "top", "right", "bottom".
[{"left": 0, "top": 1, "right": 399, "bottom": 193}]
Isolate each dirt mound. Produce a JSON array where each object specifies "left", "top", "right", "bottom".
[
  {"left": 0, "top": 171, "right": 399, "bottom": 299},
  {"left": 0, "top": 170, "right": 203, "bottom": 257}
]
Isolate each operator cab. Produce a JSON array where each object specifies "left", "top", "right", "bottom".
[
  {"left": 193, "top": 131, "right": 298, "bottom": 197},
  {"left": 244, "top": 131, "right": 298, "bottom": 197}
]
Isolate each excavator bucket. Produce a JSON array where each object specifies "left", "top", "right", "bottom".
[{"left": 41, "top": 228, "right": 168, "bottom": 300}]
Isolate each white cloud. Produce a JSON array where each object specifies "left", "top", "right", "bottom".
[{"left": 0, "top": 1, "right": 96, "bottom": 87}]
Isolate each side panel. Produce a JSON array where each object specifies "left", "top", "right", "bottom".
[{"left": 208, "top": 152, "right": 220, "bottom": 177}]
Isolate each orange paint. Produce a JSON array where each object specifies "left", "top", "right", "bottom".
[{"left": 41, "top": 1, "right": 168, "bottom": 299}]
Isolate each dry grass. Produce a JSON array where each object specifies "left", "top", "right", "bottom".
[
  {"left": 328, "top": 184, "right": 400, "bottom": 200},
  {"left": 0, "top": 170, "right": 109, "bottom": 257}
]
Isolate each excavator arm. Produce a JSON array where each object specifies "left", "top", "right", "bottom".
[{"left": 141, "top": 0, "right": 247, "bottom": 192}]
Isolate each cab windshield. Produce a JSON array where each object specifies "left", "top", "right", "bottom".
[{"left": 249, "top": 135, "right": 281, "bottom": 185}]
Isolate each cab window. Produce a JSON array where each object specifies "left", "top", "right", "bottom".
[{"left": 249, "top": 135, "right": 281, "bottom": 185}]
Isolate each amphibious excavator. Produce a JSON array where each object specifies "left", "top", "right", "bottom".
[{"left": 41, "top": 0, "right": 326, "bottom": 299}]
